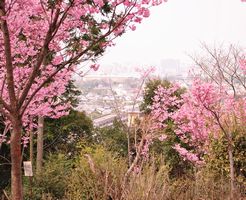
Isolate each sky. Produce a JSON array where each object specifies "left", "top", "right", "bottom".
[{"left": 93, "top": 0, "right": 246, "bottom": 76}]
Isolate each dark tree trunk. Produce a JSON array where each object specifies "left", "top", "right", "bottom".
[{"left": 10, "top": 115, "right": 23, "bottom": 200}]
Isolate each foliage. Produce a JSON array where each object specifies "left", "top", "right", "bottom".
[
  {"left": 149, "top": 126, "right": 193, "bottom": 178},
  {"left": 13, "top": 141, "right": 245, "bottom": 200},
  {"left": 60, "top": 80, "right": 82, "bottom": 108},
  {"left": 0, "top": 118, "right": 10, "bottom": 194},
  {"left": 0, "top": 143, "right": 11, "bottom": 193},
  {"left": 65, "top": 145, "right": 127, "bottom": 200},
  {"left": 95, "top": 120, "right": 128, "bottom": 157},
  {"left": 24, "top": 147, "right": 246, "bottom": 200},
  {"left": 44, "top": 110, "right": 93, "bottom": 155},
  {"left": 206, "top": 131, "right": 246, "bottom": 185},
  {"left": 24, "top": 153, "right": 73, "bottom": 200}
]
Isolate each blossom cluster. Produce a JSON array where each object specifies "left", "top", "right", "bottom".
[
  {"left": 151, "top": 79, "right": 245, "bottom": 165},
  {"left": 0, "top": 0, "right": 166, "bottom": 144}
]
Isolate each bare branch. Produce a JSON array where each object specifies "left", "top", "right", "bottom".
[{"left": 193, "top": 43, "right": 246, "bottom": 97}]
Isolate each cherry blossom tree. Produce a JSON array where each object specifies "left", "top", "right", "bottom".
[
  {"left": 152, "top": 78, "right": 246, "bottom": 197},
  {"left": 125, "top": 82, "right": 185, "bottom": 178},
  {"left": 0, "top": 0, "right": 165, "bottom": 199},
  {"left": 190, "top": 44, "right": 246, "bottom": 196},
  {"left": 179, "top": 80, "right": 245, "bottom": 196}
]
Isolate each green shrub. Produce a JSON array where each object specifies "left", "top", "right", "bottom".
[
  {"left": 24, "top": 154, "right": 72, "bottom": 200},
  {"left": 22, "top": 143, "right": 245, "bottom": 200},
  {"left": 65, "top": 145, "right": 127, "bottom": 200}
]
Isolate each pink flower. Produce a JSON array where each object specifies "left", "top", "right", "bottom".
[
  {"left": 90, "top": 64, "right": 100, "bottom": 71},
  {"left": 143, "top": 8, "right": 150, "bottom": 18},
  {"left": 130, "top": 25, "right": 136, "bottom": 31},
  {"left": 158, "top": 134, "right": 167, "bottom": 141}
]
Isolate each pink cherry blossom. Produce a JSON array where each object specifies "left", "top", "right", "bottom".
[
  {"left": 90, "top": 64, "right": 100, "bottom": 71},
  {"left": 151, "top": 78, "right": 245, "bottom": 165}
]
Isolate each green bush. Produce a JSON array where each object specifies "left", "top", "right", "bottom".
[
  {"left": 65, "top": 145, "right": 127, "bottom": 200},
  {"left": 95, "top": 120, "right": 128, "bottom": 157},
  {"left": 21, "top": 139, "right": 245, "bottom": 200},
  {"left": 205, "top": 132, "right": 246, "bottom": 187},
  {"left": 24, "top": 154, "right": 73, "bottom": 200}
]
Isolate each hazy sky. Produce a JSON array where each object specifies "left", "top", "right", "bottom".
[{"left": 97, "top": 0, "right": 246, "bottom": 72}]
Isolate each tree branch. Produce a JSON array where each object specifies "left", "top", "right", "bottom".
[
  {"left": 18, "top": 8, "right": 61, "bottom": 109},
  {"left": 0, "top": 1, "right": 17, "bottom": 111}
]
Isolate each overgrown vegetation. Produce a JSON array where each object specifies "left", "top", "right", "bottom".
[{"left": 20, "top": 145, "right": 245, "bottom": 200}]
